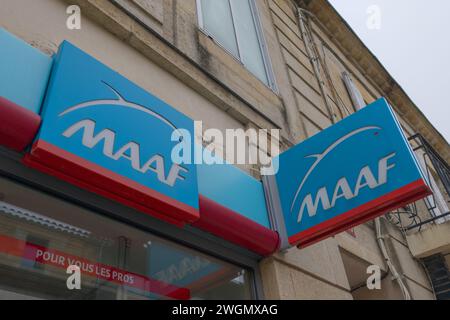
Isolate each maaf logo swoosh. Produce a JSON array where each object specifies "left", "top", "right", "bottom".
[{"left": 58, "top": 81, "right": 181, "bottom": 135}]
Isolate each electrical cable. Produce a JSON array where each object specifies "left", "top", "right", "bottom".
[
  {"left": 299, "top": 7, "right": 354, "bottom": 117},
  {"left": 292, "top": 3, "right": 337, "bottom": 124},
  {"left": 319, "top": 44, "right": 354, "bottom": 116},
  {"left": 375, "top": 217, "right": 412, "bottom": 300},
  {"left": 292, "top": 3, "right": 354, "bottom": 120}
]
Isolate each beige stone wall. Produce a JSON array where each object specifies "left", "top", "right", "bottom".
[
  {"left": 260, "top": 255, "right": 353, "bottom": 299},
  {"left": 335, "top": 224, "right": 387, "bottom": 274},
  {"left": 380, "top": 219, "right": 435, "bottom": 299},
  {"left": 407, "top": 221, "right": 450, "bottom": 258},
  {"left": 0, "top": 0, "right": 444, "bottom": 299}
]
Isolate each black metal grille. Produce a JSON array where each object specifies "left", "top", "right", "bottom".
[{"left": 386, "top": 134, "right": 450, "bottom": 232}]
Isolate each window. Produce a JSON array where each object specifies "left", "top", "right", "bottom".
[
  {"left": 0, "top": 176, "right": 255, "bottom": 300},
  {"left": 342, "top": 71, "right": 366, "bottom": 111},
  {"left": 197, "top": 0, "right": 276, "bottom": 89}
]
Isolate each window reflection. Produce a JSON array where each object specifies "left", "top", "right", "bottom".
[{"left": 0, "top": 177, "right": 253, "bottom": 300}]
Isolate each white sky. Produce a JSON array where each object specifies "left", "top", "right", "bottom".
[{"left": 329, "top": 0, "right": 450, "bottom": 142}]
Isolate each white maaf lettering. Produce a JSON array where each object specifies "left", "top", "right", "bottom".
[
  {"left": 297, "top": 153, "right": 396, "bottom": 223},
  {"left": 63, "top": 119, "right": 188, "bottom": 187}
]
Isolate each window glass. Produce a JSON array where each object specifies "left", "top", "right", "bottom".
[
  {"left": 199, "top": 0, "right": 271, "bottom": 86},
  {"left": 200, "top": 0, "right": 239, "bottom": 57},
  {"left": 0, "top": 176, "right": 254, "bottom": 300},
  {"left": 230, "top": 0, "right": 268, "bottom": 85}
]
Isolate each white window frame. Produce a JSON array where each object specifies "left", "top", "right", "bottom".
[{"left": 196, "top": 0, "right": 277, "bottom": 91}]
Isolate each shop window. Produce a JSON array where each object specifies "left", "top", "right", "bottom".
[
  {"left": 197, "top": 0, "right": 276, "bottom": 89},
  {"left": 0, "top": 177, "right": 255, "bottom": 300}
]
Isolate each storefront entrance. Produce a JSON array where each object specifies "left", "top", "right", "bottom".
[{"left": 0, "top": 161, "right": 259, "bottom": 300}]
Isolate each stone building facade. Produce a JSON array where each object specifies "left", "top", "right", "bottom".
[{"left": 0, "top": 0, "right": 449, "bottom": 299}]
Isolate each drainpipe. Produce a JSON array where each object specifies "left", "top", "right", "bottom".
[
  {"left": 375, "top": 218, "right": 412, "bottom": 300},
  {"left": 292, "top": 2, "right": 336, "bottom": 124}
]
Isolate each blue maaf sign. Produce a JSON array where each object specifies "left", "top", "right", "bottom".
[
  {"left": 25, "top": 41, "right": 199, "bottom": 226},
  {"left": 273, "top": 99, "right": 431, "bottom": 248}
]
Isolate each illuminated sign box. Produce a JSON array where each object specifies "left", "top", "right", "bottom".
[
  {"left": 24, "top": 41, "right": 199, "bottom": 226},
  {"left": 273, "top": 99, "right": 431, "bottom": 248}
]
